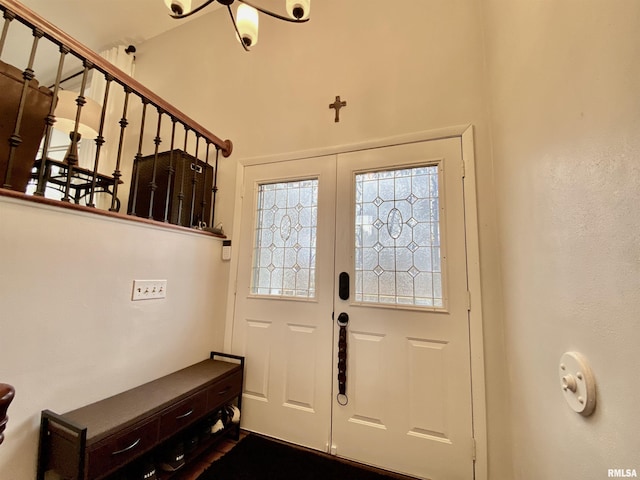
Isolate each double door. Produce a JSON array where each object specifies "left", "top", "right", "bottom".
[{"left": 232, "top": 138, "right": 475, "bottom": 480}]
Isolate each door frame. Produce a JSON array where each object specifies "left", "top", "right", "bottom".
[{"left": 224, "top": 124, "right": 487, "bottom": 480}]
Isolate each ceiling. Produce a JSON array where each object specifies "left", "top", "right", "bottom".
[{"left": 19, "top": 0, "right": 219, "bottom": 53}]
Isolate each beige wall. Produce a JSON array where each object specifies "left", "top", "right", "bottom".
[
  {"left": 135, "top": 0, "right": 511, "bottom": 478},
  {"left": 0, "top": 198, "right": 228, "bottom": 478},
  {"left": 483, "top": 0, "right": 640, "bottom": 478}
]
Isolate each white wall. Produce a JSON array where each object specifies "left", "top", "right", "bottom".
[
  {"left": 134, "top": 1, "right": 511, "bottom": 478},
  {"left": 0, "top": 197, "right": 228, "bottom": 479},
  {"left": 483, "top": 1, "right": 640, "bottom": 478}
]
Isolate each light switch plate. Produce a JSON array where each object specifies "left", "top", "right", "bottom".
[
  {"left": 132, "top": 280, "right": 167, "bottom": 301},
  {"left": 222, "top": 240, "right": 231, "bottom": 261}
]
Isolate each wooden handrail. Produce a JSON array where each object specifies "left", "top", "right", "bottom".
[
  {"left": 0, "top": 0, "right": 233, "bottom": 158},
  {"left": 0, "top": 383, "right": 15, "bottom": 445}
]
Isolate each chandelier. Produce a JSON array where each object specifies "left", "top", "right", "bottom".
[{"left": 163, "top": 0, "right": 311, "bottom": 50}]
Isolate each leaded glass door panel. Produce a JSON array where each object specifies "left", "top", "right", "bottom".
[
  {"left": 251, "top": 179, "right": 318, "bottom": 298},
  {"left": 354, "top": 165, "right": 444, "bottom": 307}
]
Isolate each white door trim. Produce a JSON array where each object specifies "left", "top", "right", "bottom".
[
  {"left": 235, "top": 124, "right": 472, "bottom": 167},
  {"left": 461, "top": 125, "right": 487, "bottom": 480},
  {"left": 224, "top": 124, "right": 487, "bottom": 480}
]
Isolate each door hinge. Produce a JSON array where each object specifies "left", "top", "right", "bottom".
[
  {"left": 466, "top": 290, "right": 471, "bottom": 311},
  {"left": 471, "top": 437, "right": 476, "bottom": 461},
  {"left": 462, "top": 158, "right": 466, "bottom": 178}
]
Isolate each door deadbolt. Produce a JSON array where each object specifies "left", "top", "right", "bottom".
[{"left": 339, "top": 272, "right": 349, "bottom": 300}]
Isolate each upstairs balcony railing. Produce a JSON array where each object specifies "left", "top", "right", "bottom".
[{"left": 0, "top": 0, "right": 232, "bottom": 233}]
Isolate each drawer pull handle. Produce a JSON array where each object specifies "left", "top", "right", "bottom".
[
  {"left": 111, "top": 438, "right": 141, "bottom": 455},
  {"left": 176, "top": 408, "right": 194, "bottom": 420},
  {"left": 218, "top": 387, "right": 230, "bottom": 396}
]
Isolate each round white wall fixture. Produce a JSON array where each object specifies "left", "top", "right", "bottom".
[{"left": 559, "top": 352, "right": 596, "bottom": 416}]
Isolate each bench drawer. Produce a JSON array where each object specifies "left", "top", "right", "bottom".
[
  {"left": 87, "top": 417, "right": 159, "bottom": 479},
  {"left": 159, "top": 390, "right": 208, "bottom": 439},
  {"left": 206, "top": 371, "right": 242, "bottom": 410}
]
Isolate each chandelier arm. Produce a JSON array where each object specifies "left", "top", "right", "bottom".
[
  {"left": 238, "top": 0, "right": 309, "bottom": 23},
  {"left": 227, "top": 5, "right": 250, "bottom": 51},
  {"left": 170, "top": 0, "right": 219, "bottom": 19}
]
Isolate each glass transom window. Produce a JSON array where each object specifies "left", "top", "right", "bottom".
[
  {"left": 251, "top": 179, "right": 318, "bottom": 298},
  {"left": 355, "top": 166, "right": 443, "bottom": 307}
]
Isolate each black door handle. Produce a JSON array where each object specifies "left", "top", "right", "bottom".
[{"left": 337, "top": 312, "right": 349, "bottom": 405}]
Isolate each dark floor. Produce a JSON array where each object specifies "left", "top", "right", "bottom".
[{"left": 178, "top": 431, "right": 418, "bottom": 480}]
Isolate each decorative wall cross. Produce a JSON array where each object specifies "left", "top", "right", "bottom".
[{"left": 329, "top": 96, "right": 347, "bottom": 122}]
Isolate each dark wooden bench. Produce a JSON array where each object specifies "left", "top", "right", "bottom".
[{"left": 37, "top": 352, "right": 244, "bottom": 480}]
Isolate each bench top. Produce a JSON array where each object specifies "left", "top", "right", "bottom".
[{"left": 60, "top": 359, "right": 241, "bottom": 442}]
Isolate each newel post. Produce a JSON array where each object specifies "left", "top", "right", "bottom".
[{"left": 0, "top": 383, "right": 15, "bottom": 445}]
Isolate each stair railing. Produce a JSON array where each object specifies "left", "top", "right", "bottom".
[{"left": 0, "top": 0, "right": 232, "bottom": 232}]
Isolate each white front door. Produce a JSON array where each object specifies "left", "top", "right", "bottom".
[
  {"left": 232, "top": 139, "right": 474, "bottom": 479},
  {"left": 331, "top": 139, "right": 473, "bottom": 480},
  {"left": 231, "top": 156, "right": 336, "bottom": 450}
]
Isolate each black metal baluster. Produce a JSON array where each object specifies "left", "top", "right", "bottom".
[
  {"left": 128, "top": 98, "right": 148, "bottom": 216},
  {"left": 209, "top": 146, "right": 220, "bottom": 229},
  {"left": 0, "top": 8, "right": 15, "bottom": 57},
  {"left": 87, "top": 73, "right": 112, "bottom": 208},
  {"left": 35, "top": 44, "right": 69, "bottom": 196},
  {"left": 62, "top": 60, "right": 93, "bottom": 203},
  {"left": 176, "top": 127, "right": 189, "bottom": 226},
  {"left": 3, "top": 27, "right": 42, "bottom": 189},
  {"left": 199, "top": 142, "right": 211, "bottom": 228},
  {"left": 110, "top": 87, "right": 130, "bottom": 212},
  {"left": 163, "top": 118, "right": 177, "bottom": 223},
  {"left": 189, "top": 134, "right": 200, "bottom": 228},
  {"left": 147, "top": 109, "right": 163, "bottom": 219}
]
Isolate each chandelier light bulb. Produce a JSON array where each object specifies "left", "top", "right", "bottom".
[
  {"left": 164, "top": 0, "right": 192, "bottom": 15},
  {"left": 236, "top": 3, "right": 259, "bottom": 47},
  {"left": 286, "top": 0, "right": 310, "bottom": 20}
]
